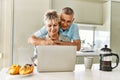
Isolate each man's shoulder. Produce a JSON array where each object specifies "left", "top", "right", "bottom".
[{"left": 70, "top": 23, "right": 79, "bottom": 29}]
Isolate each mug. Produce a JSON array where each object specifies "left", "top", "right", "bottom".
[
  {"left": 84, "top": 57, "right": 93, "bottom": 69},
  {"left": 100, "top": 53, "right": 119, "bottom": 71}
]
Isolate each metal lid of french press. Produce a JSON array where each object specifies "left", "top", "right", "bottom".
[{"left": 101, "top": 45, "right": 112, "bottom": 52}]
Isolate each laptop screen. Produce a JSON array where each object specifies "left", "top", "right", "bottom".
[{"left": 37, "top": 45, "right": 77, "bottom": 72}]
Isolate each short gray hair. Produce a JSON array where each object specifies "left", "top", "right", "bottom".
[
  {"left": 61, "top": 7, "right": 74, "bottom": 15},
  {"left": 44, "top": 10, "right": 59, "bottom": 23}
]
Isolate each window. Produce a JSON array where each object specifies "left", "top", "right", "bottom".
[
  {"left": 78, "top": 24, "right": 110, "bottom": 51},
  {"left": 79, "top": 29, "right": 94, "bottom": 49},
  {"left": 95, "top": 31, "right": 110, "bottom": 49}
]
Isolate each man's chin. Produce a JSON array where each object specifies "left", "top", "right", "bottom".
[{"left": 62, "top": 28, "right": 67, "bottom": 30}]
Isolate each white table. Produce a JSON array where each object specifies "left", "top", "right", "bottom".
[{"left": 0, "top": 64, "right": 120, "bottom": 80}]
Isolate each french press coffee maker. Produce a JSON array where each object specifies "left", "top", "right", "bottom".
[{"left": 100, "top": 45, "right": 119, "bottom": 71}]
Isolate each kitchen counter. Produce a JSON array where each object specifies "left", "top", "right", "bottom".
[
  {"left": 0, "top": 64, "right": 120, "bottom": 80},
  {"left": 76, "top": 51, "right": 100, "bottom": 57}
]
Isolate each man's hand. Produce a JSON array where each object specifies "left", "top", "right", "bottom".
[
  {"left": 54, "top": 40, "right": 81, "bottom": 51},
  {"left": 44, "top": 38, "right": 56, "bottom": 45},
  {"left": 54, "top": 40, "right": 62, "bottom": 45},
  {"left": 28, "top": 35, "right": 81, "bottom": 51},
  {"left": 28, "top": 35, "right": 57, "bottom": 46}
]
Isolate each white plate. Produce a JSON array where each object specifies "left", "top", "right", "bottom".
[{"left": 7, "top": 72, "right": 33, "bottom": 77}]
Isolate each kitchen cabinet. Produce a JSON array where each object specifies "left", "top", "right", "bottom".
[
  {"left": 110, "top": 1, "right": 120, "bottom": 54},
  {"left": 98, "top": 1, "right": 120, "bottom": 58},
  {"left": 52, "top": 0, "right": 103, "bottom": 25}
]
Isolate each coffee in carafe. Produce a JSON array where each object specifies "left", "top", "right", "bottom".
[{"left": 100, "top": 45, "right": 119, "bottom": 71}]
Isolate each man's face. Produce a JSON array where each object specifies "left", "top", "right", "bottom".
[{"left": 60, "top": 13, "right": 74, "bottom": 30}]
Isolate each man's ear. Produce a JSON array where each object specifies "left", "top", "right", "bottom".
[{"left": 72, "top": 18, "right": 75, "bottom": 22}]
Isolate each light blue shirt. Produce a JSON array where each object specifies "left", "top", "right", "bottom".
[
  {"left": 59, "top": 23, "right": 80, "bottom": 41},
  {"left": 34, "top": 23, "right": 80, "bottom": 41}
]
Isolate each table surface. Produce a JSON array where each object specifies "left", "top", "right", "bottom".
[{"left": 0, "top": 64, "right": 120, "bottom": 80}]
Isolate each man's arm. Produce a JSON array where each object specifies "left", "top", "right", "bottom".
[
  {"left": 54, "top": 39, "right": 81, "bottom": 51},
  {"left": 73, "top": 39, "right": 81, "bottom": 51},
  {"left": 28, "top": 35, "right": 81, "bottom": 50},
  {"left": 28, "top": 35, "right": 55, "bottom": 46}
]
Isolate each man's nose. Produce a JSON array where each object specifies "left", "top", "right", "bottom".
[{"left": 63, "top": 22, "right": 68, "bottom": 26}]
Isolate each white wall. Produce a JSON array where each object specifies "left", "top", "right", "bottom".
[
  {"left": 0, "top": 0, "right": 14, "bottom": 68},
  {"left": 13, "top": 0, "right": 50, "bottom": 65},
  {"left": 0, "top": 0, "right": 3, "bottom": 69},
  {"left": 0, "top": 0, "right": 2, "bottom": 51},
  {"left": 0, "top": 0, "right": 51, "bottom": 68}
]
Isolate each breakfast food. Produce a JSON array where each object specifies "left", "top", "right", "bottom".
[
  {"left": 19, "top": 64, "right": 34, "bottom": 75},
  {"left": 8, "top": 64, "right": 21, "bottom": 75},
  {"left": 8, "top": 64, "right": 34, "bottom": 75}
]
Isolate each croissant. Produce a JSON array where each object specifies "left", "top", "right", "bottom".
[
  {"left": 19, "top": 64, "right": 34, "bottom": 75},
  {"left": 8, "top": 64, "right": 21, "bottom": 75}
]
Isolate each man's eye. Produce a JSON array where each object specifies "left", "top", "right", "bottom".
[
  {"left": 67, "top": 21, "right": 71, "bottom": 23},
  {"left": 48, "top": 25, "right": 51, "bottom": 27}
]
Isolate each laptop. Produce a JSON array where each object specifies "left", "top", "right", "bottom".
[{"left": 37, "top": 45, "right": 76, "bottom": 72}]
